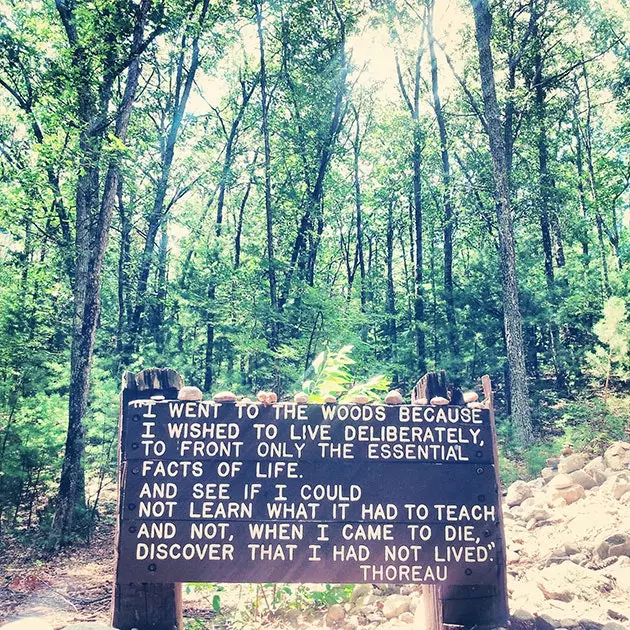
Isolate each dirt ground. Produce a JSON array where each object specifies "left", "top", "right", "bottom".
[{"left": 0, "top": 515, "right": 328, "bottom": 630}]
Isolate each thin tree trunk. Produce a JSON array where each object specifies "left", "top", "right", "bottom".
[
  {"left": 396, "top": 41, "right": 427, "bottom": 374},
  {"left": 128, "top": 0, "right": 210, "bottom": 351},
  {"left": 534, "top": 51, "right": 565, "bottom": 391},
  {"left": 470, "top": 0, "right": 533, "bottom": 445},
  {"left": 427, "top": 0, "right": 458, "bottom": 355},
  {"left": 255, "top": 0, "right": 279, "bottom": 366},
  {"left": 385, "top": 200, "right": 397, "bottom": 359},
  {"left": 581, "top": 65, "right": 610, "bottom": 297},
  {"left": 116, "top": 179, "right": 131, "bottom": 353}
]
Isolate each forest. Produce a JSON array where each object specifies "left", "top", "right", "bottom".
[{"left": 0, "top": 0, "right": 628, "bottom": 548}]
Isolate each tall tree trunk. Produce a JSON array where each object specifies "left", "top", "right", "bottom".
[
  {"left": 470, "top": 0, "right": 533, "bottom": 445},
  {"left": 385, "top": 200, "right": 397, "bottom": 359},
  {"left": 581, "top": 66, "right": 610, "bottom": 298},
  {"left": 279, "top": 0, "right": 347, "bottom": 306},
  {"left": 396, "top": 43, "right": 426, "bottom": 374},
  {"left": 534, "top": 51, "right": 565, "bottom": 392},
  {"left": 53, "top": 0, "right": 151, "bottom": 545},
  {"left": 427, "top": 0, "right": 458, "bottom": 355},
  {"left": 572, "top": 93, "right": 590, "bottom": 261},
  {"left": 204, "top": 77, "right": 256, "bottom": 391},
  {"left": 128, "top": 0, "right": 210, "bottom": 352},
  {"left": 255, "top": 0, "right": 279, "bottom": 365},
  {"left": 116, "top": 179, "right": 132, "bottom": 354},
  {"left": 154, "top": 222, "right": 168, "bottom": 353}
]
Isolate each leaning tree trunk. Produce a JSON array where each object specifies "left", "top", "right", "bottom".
[
  {"left": 53, "top": 1, "right": 151, "bottom": 546},
  {"left": 470, "top": 0, "right": 533, "bottom": 445}
]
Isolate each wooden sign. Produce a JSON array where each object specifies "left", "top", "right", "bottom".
[{"left": 112, "top": 370, "right": 508, "bottom": 630}]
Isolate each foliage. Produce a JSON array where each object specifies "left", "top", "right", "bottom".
[
  {"left": 585, "top": 297, "right": 630, "bottom": 389},
  {"left": 0, "top": 0, "right": 629, "bottom": 538},
  {"left": 302, "top": 345, "right": 390, "bottom": 402}
]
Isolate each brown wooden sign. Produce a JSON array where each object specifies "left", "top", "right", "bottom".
[
  {"left": 117, "top": 398, "right": 503, "bottom": 587},
  {"left": 112, "top": 369, "right": 508, "bottom": 630}
]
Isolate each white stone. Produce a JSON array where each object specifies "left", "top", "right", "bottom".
[
  {"left": 507, "top": 480, "right": 534, "bottom": 507},
  {"left": 601, "top": 472, "right": 630, "bottom": 500},
  {"left": 212, "top": 390, "right": 236, "bottom": 402},
  {"left": 384, "top": 390, "right": 404, "bottom": 405},
  {"left": 177, "top": 385, "right": 203, "bottom": 400},
  {"left": 570, "top": 469, "right": 599, "bottom": 490},
  {"left": 549, "top": 474, "right": 574, "bottom": 490},
  {"left": 558, "top": 454, "right": 589, "bottom": 474},
  {"left": 604, "top": 442, "right": 630, "bottom": 470},
  {"left": 382, "top": 595, "right": 411, "bottom": 619},
  {"left": 551, "top": 484, "right": 585, "bottom": 505},
  {"left": 326, "top": 604, "right": 345, "bottom": 624}
]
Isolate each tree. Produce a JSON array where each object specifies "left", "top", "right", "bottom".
[{"left": 469, "top": 0, "right": 534, "bottom": 444}]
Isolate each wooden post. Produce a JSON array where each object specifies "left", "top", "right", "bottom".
[
  {"left": 413, "top": 372, "right": 508, "bottom": 630},
  {"left": 111, "top": 368, "right": 184, "bottom": 630}
]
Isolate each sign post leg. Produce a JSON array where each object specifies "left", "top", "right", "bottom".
[{"left": 111, "top": 368, "right": 184, "bottom": 630}]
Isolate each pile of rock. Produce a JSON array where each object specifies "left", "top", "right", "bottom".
[
  {"left": 324, "top": 584, "right": 423, "bottom": 629},
  {"left": 504, "top": 441, "right": 630, "bottom": 629}
]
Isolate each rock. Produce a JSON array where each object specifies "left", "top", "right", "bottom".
[
  {"left": 547, "top": 458, "right": 561, "bottom": 468},
  {"left": 256, "top": 391, "right": 277, "bottom": 404},
  {"left": 384, "top": 390, "right": 404, "bottom": 405},
  {"left": 564, "top": 542, "right": 581, "bottom": 556},
  {"left": 382, "top": 595, "right": 411, "bottom": 619},
  {"left": 178, "top": 385, "right": 203, "bottom": 400},
  {"left": 549, "top": 474, "right": 574, "bottom": 489},
  {"left": 463, "top": 391, "right": 479, "bottom": 403},
  {"left": 507, "top": 480, "right": 534, "bottom": 506},
  {"left": 550, "top": 496, "right": 568, "bottom": 508},
  {"left": 429, "top": 396, "right": 449, "bottom": 405},
  {"left": 585, "top": 456, "right": 606, "bottom": 475},
  {"left": 522, "top": 507, "right": 551, "bottom": 523},
  {"left": 559, "top": 621, "right": 580, "bottom": 629},
  {"left": 1, "top": 620, "right": 54, "bottom": 630},
  {"left": 595, "top": 532, "right": 630, "bottom": 559},
  {"left": 620, "top": 492, "right": 630, "bottom": 505},
  {"left": 467, "top": 401, "right": 485, "bottom": 408},
  {"left": 536, "top": 616, "right": 558, "bottom": 630},
  {"left": 602, "top": 624, "right": 628, "bottom": 630},
  {"left": 542, "top": 467, "right": 557, "bottom": 483},
  {"left": 63, "top": 626, "right": 118, "bottom": 630},
  {"left": 529, "top": 478, "right": 547, "bottom": 490},
  {"left": 213, "top": 390, "right": 236, "bottom": 402},
  {"left": 558, "top": 454, "right": 589, "bottom": 474},
  {"left": 538, "top": 562, "right": 613, "bottom": 603},
  {"left": 570, "top": 469, "right": 599, "bottom": 490},
  {"left": 350, "top": 584, "right": 373, "bottom": 603},
  {"left": 293, "top": 392, "right": 309, "bottom": 403},
  {"left": 324, "top": 395, "right": 337, "bottom": 403},
  {"left": 512, "top": 609, "right": 536, "bottom": 622},
  {"left": 551, "top": 484, "right": 585, "bottom": 505},
  {"left": 578, "top": 620, "right": 603, "bottom": 629},
  {"left": 352, "top": 394, "right": 370, "bottom": 404},
  {"left": 601, "top": 472, "right": 630, "bottom": 500},
  {"left": 327, "top": 604, "right": 346, "bottom": 625},
  {"left": 604, "top": 442, "right": 630, "bottom": 470},
  {"left": 399, "top": 612, "right": 415, "bottom": 624}
]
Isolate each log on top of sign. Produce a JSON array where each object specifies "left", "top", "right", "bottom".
[{"left": 112, "top": 368, "right": 508, "bottom": 630}]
